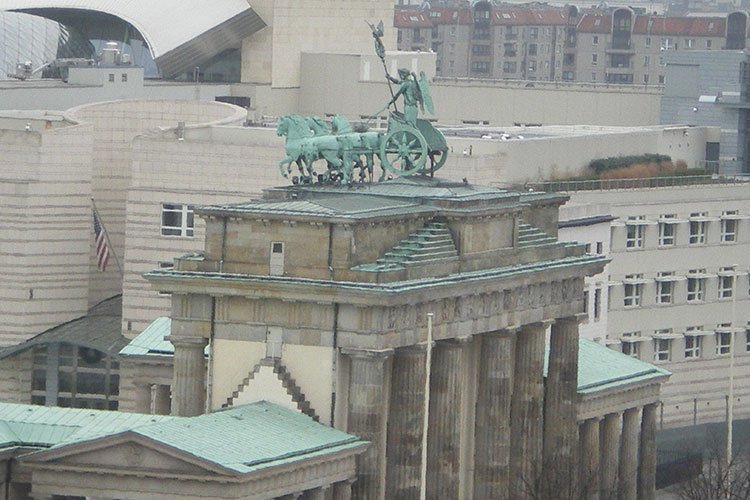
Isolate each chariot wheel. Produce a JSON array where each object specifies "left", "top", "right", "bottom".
[
  {"left": 419, "top": 148, "right": 448, "bottom": 175},
  {"left": 380, "top": 129, "right": 427, "bottom": 176}
]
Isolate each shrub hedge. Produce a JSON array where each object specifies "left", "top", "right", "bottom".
[{"left": 588, "top": 154, "right": 672, "bottom": 173}]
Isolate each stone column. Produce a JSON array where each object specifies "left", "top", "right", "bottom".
[
  {"left": 579, "top": 418, "right": 600, "bottom": 500},
  {"left": 426, "top": 338, "right": 469, "bottom": 499},
  {"left": 544, "top": 316, "right": 581, "bottom": 474},
  {"left": 638, "top": 403, "right": 658, "bottom": 500},
  {"left": 153, "top": 384, "right": 171, "bottom": 415},
  {"left": 510, "top": 322, "right": 547, "bottom": 500},
  {"left": 333, "top": 479, "right": 354, "bottom": 500},
  {"left": 600, "top": 412, "right": 620, "bottom": 500},
  {"left": 133, "top": 383, "right": 152, "bottom": 414},
  {"left": 169, "top": 336, "right": 208, "bottom": 416},
  {"left": 344, "top": 349, "right": 392, "bottom": 500},
  {"left": 618, "top": 407, "right": 640, "bottom": 500},
  {"left": 386, "top": 345, "right": 427, "bottom": 500},
  {"left": 473, "top": 329, "right": 515, "bottom": 500}
]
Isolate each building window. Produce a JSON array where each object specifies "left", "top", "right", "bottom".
[
  {"left": 31, "top": 344, "right": 119, "bottom": 410},
  {"left": 721, "top": 211, "right": 739, "bottom": 242},
  {"left": 707, "top": 39, "right": 712, "bottom": 48},
  {"left": 719, "top": 267, "right": 735, "bottom": 298},
  {"left": 591, "top": 72, "right": 597, "bottom": 81},
  {"left": 121, "top": 73, "right": 128, "bottom": 82},
  {"left": 270, "top": 242, "right": 285, "bottom": 276},
  {"left": 684, "top": 335, "right": 701, "bottom": 358},
  {"left": 645, "top": 36, "right": 651, "bottom": 48},
  {"left": 161, "top": 204, "right": 195, "bottom": 237},
  {"left": 504, "top": 43, "right": 517, "bottom": 57},
  {"left": 503, "top": 61, "right": 517, "bottom": 73},
  {"left": 528, "top": 61, "right": 536, "bottom": 72},
  {"left": 658, "top": 214, "right": 677, "bottom": 246},
  {"left": 473, "top": 26, "right": 490, "bottom": 40},
  {"left": 716, "top": 328, "right": 732, "bottom": 355},
  {"left": 583, "top": 289, "right": 589, "bottom": 317},
  {"left": 593, "top": 35, "right": 599, "bottom": 45},
  {"left": 624, "top": 274, "right": 644, "bottom": 307},
  {"left": 108, "top": 73, "right": 115, "bottom": 82},
  {"left": 529, "top": 27, "right": 538, "bottom": 39},
  {"left": 528, "top": 43, "right": 537, "bottom": 56},
  {"left": 661, "top": 38, "right": 673, "bottom": 50},
  {"left": 472, "top": 44, "right": 490, "bottom": 56},
  {"left": 644, "top": 55, "right": 650, "bottom": 67},
  {"left": 594, "top": 287, "right": 602, "bottom": 320},
  {"left": 687, "top": 270, "right": 706, "bottom": 302},
  {"left": 684, "top": 39, "right": 695, "bottom": 48},
  {"left": 656, "top": 272, "right": 675, "bottom": 304},
  {"left": 689, "top": 212, "right": 707, "bottom": 244},
  {"left": 746, "top": 325, "right": 750, "bottom": 352},
  {"left": 596, "top": 241, "right": 603, "bottom": 254},
  {"left": 654, "top": 336, "right": 672, "bottom": 361},
  {"left": 626, "top": 216, "right": 645, "bottom": 248},
  {"left": 472, "top": 61, "right": 489, "bottom": 73},
  {"left": 621, "top": 331, "right": 641, "bottom": 358},
  {"left": 592, "top": 54, "right": 598, "bottom": 65}
]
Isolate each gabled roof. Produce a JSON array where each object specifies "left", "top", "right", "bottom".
[
  {"left": 0, "top": 295, "right": 128, "bottom": 361},
  {"left": 632, "top": 16, "right": 726, "bottom": 36},
  {"left": 13, "top": 402, "right": 365, "bottom": 475}
]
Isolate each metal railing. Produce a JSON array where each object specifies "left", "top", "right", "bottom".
[{"left": 523, "top": 174, "right": 750, "bottom": 192}]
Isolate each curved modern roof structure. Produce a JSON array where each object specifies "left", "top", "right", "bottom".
[{"left": 1, "top": 0, "right": 266, "bottom": 77}]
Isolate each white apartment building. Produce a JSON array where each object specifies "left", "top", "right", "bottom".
[{"left": 552, "top": 180, "right": 750, "bottom": 429}]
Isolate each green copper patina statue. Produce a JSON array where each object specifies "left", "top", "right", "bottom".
[{"left": 276, "top": 21, "right": 448, "bottom": 185}]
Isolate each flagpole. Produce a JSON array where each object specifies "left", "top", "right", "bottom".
[{"left": 91, "top": 198, "right": 123, "bottom": 275}]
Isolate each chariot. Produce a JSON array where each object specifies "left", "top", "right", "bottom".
[{"left": 379, "top": 111, "right": 448, "bottom": 177}]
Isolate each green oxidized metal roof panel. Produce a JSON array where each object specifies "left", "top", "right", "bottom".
[
  {"left": 119, "top": 317, "right": 174, "bottom": 356},
  {"left": 544, "top": 339, "right": 670, "bottom": 394},
  {"left": 134, "top": 402, "right": 363, "bottom": 473}
]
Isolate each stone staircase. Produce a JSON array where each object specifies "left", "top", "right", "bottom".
[
  {"left": 517, "top": 221, "right": 558, "bottom": 248},
  {"left": 224, "top": 357, "right": 319, "bottom": 421},
  {"left": 368, "top": 220, "right": 458, "bottom": 271}
]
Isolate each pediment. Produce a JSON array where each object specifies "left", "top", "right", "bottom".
[{"left": 21, "top": 433, "right": 233, "bottom": 477}]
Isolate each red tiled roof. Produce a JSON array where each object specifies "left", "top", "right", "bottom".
[
  {"left": 577, "top": 14, "right": 612, "bottom": 33},
  {"left": 491, "top": 9, "right": 568, "bottom": 26},
  {"left": 394, "top": 11, "right": 433, "bottom": 29},
  {"left": 428, "top": 8, "right": 473, "bottom": 25},
  {"left": 632, "top": 16, "right": 726, "bottom": 36}
]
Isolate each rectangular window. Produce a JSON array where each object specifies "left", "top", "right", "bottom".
[
  {"left": 654, "top": 338, "right": 671, "bottom": 361},
  {"left": 658, "top": 215, "right": 677, "bottom": 246},
  {"left": 645, "top": 36, "right": 651, "bottom": 48},
  {"left": 503, "top": 61, "right": 517, "bottom": 73},
  {"left": 583, "top": 290, "right": 589, "bottom": 317},
  {"left": 592, "top": 54, "right": 598, "bottom": 65},
  {"left": 644, "top": 55, "right": 650, "bottom": 67},
  {"left": 471, "top": 61, "right": 489, "bottom": 73},
  {"left": 528, "top": 43, "right": 537, "bottom": 56},
  {"left": 121, "top": 73, "right": 128, "bottom": 82},
  {"left": 528, "top": 61, "right": 536, "bottom": 72},
  {"left": 657, "top": 272, "right": 674, "bottom": 304},
  {"left": 270, "top": 242, "right": 285, "bottom": 276},
  {"left": 473, "top": 26, "right": 490, "bottom": 40},
  {"left": 591, "top": 72, "right": 597, "bottom": 82},
  {"left": 687, "top": 270, "right": 706, "bottom": 302},
  {"left": 596, "top": 242, "right": 603, "bottom": 254},
  {"left": 108, "top": 73, "right": 115, "bottom": 82},
  {"left": 719, "top": 267, "right": 735, "bottom": 298},
  {"left": 594, "top": 287, "right": 602, "bottom": 320},
  {"left": 624, "top": 274, "right": 643, "bottom": 307},
  {"left": 721, "top": 210, "right": 739, "bottom": 242},
  {"left": 746, "top": 325, "right": 750, "bottom": 352},
  {"left": 529, "top": 27, "right": 538, "bottom": 39},
  {"left": 593, "top": 35, "right": 599, "bottom": 45},
  {"left": 472, "top": 44, "right": 490, "bottom": 56},
  {"left": 504, "top": 43, "right": 517, "bottom": 57},
  {"left": 716, "top": 330, "right": 732, "bottom": 355},
  {"left": 707, "top": 39, "right": 712, "bottom": 48},
  {"left": 684, "top": 335, "right": 701, "bottom": 358},
  {"left": 621, "top": 331, "right": 641, "bottom": 358},
  {"left": 662, "top": 38, "right": 673, "bottom": 50},
  {"left": 689, "top": 212, "right": 707, "bottom": 244},
  {"left": 161, "top": 204, "right": 194, "bottom": 237},
  {"left": 626, "top": 216, "right": 645, "bottom": 248},
  {"left": 685, "top": 39, "right": 695, "bottom": 48}
]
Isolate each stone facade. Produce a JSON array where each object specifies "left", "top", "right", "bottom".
[{"left": 142, "top": 177, "right": 666, "bottom": 500}]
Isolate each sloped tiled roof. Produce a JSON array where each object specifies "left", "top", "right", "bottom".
[
  {"left": 492, "top": 9, "right": 568, "bottom": 26},
  {"left": 394, "top": 11, "right": 432, "bottom": 28},
  {"left": 1, "top": 401, "right": 365, "bottom": 475},
  {"left": 632, "top": 16, "right": 725, "bottom": 36},
  {"left": 427, "top": 8, "right": 473, "bottom": 25},
  {"left": 577, "top": 14, "right": 612, "bottom": 33},
  {"left": 0, "top": 295, "right": 128, "bottom": 360},
  {"left": 545, "top": 338, "right": 671, "bottom": 394}
]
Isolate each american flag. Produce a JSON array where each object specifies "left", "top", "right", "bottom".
[{"left": 93, "top": 210, "right": 110, "bottom": 272}]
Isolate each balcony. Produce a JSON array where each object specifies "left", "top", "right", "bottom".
[
  {"left": 606, "top": 42, "right": 635, "bottom": 54},
  {"left": 607, "top": 61, "right": 634, "bottom": 71}
]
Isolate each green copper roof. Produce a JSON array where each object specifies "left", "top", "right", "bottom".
[
  {"left": 545, "top": 339, "right": 670, "bottom": 395},
  {"left": 130, "top": 402, "right": 362, "bottom": 473},
  {"left": 119, "top": 317, "right": 208, "bottom": 358},
  {"left": 2, "top": 402, "right": 364, "bottom": 475}
]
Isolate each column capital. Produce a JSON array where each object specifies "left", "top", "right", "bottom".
[
  {"left": 340, "top": 347, "right": 393, "bottom": 359},
  {"left": 165, "top": 336, "right": 208, "bottom": 347},
  {"left": 397, "top": 343, "right": 429, "bottom": 355},
  {"left": 525, "top": 319, "right": 555, "bottom": 329},
  {"left": 555, "top": 313, "right": 588, "bottom": 325}
]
